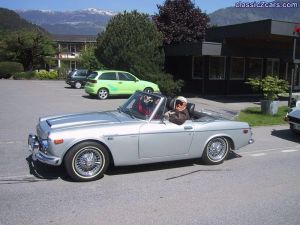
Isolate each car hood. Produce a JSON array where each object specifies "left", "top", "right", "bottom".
[
  {"left": 289, "top": 107, "right": 300, "bottom": 118},
  {"left": 44, "top": 111, "right": 122, "bottom": 129}
]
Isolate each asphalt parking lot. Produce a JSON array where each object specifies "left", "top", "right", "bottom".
[{"left": 0, "top": 80, "right": 299, "bottom": 225}]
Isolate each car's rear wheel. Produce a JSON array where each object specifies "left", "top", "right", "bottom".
[
  {"left": 64, "top": 142, "right": 109, "bottom": 182},
  {"left": 143, "top": 87, "right": 153, "bottom": 93},
  {"left": 202, "top": 137, "right": 229, "bottom": 165},
  {"left": 75, "top": 82, "right": 82, "bottom": 89},
  {"left": 98, "top": 88, "right": 109, "bottom": 100}
]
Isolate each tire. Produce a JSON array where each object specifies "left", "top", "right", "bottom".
[
  {"left": 98, "top": 88, "right": 109, "bottom": 100},
  {"left": 290, "top": 124, "right": 300, "bottom": 134},
  {"left": 143, "top": 87, "right": 153, "bottom": 93},
  {"left": 64, "top": 142, "right": 109, "bottom": 182},
  {"left": 74, "top": 82, "right": 82, "bottom": 89},
  {"left": 202, "top": 137, "right": 229, "bottom": 165}
]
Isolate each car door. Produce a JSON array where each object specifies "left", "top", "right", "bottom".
[
  {"left": 138, "top": 120, "right": 194, "bottom": 158},
  {"left": 98, "top": 72, "right": 121, "bottom": 94},
  {"left": 117, "top": 72, "right": 140, "bottom": 94}
]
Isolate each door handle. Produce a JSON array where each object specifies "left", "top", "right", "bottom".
[{"left": 184, "top": 126, "right": 193, "bottom": 130}]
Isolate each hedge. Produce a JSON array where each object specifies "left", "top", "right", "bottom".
[
  {"left": 0, "top": 61, "right": 24, "bottom": 79},
  {"left": 14, "top": 70, "right": 58, "bottom": 80}
]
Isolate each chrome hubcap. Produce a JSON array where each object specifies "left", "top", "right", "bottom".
[
  {"left": 98, "top": 89, "right": 108, "bottom": 99},
  {"left": 74, "top": 147, "right": 104, "bottom": 178},
  {"left": 207, "top": 138, "right": 227, "bottom": 162}
]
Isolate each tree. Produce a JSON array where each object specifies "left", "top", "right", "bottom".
[
  {"left": 80, "top": 44, "right": 103, "bottom": 71},
  {"left": 95, "top": 10, "right": 164, "bottom": 76},
  {"left": 95, "top": 10, "right": 184, "bottom": 95},
  {"left": 153, "top": 0, "right": 210, "bottom": 45},
  {"left": 1, "top": 29, "right": 55, "bottom": 71}
]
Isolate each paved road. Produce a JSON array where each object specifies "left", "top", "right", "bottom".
[{"left": 0, "top": 80, "right": 299, "bottom": 225}]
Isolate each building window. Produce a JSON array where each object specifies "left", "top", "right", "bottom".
[
  {"left": 192, "top": 56, "right": 204, "bottom": 79},
  {"left": 230, "top": 57, "right": 245, "bottom": 80},
  {"left": 70, "top": 44, "right": 76, "bottom": 53},
  {"left": 209, "top": 56, "right": 225, "bottom": 80},
  {"left": 267, "top": 59, "right": 280, "bottom": 76},
  {"left": 247, "top": 58, "right": 263, "bottom": 78},
  {"left": 70, "top": 61, "right": 76, "bottom": 70}
]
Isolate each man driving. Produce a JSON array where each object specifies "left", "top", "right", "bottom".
[{"left": 165, "top": 96, "right": 190, "bottom": 125}]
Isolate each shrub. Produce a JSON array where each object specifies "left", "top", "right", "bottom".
[
  {"left": 143, "top": 72, "right": 184, "bottom": 96},
  {"left": 34, "top": 70, "right": 58, "bottom": 80},
  {"left": 246, "top": 75, "right": 289, "bottom": 100},
  {"left": 13, "top": 70, "right": 58, "bottom": 80},
  {"left": 0, "top": 61, "right": 24, "bottom": 79},
  {"left": 13, "top": 71, "right": 35, "bottom": 80}
]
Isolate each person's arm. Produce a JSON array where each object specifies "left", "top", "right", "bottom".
[{"left": 169, "top": 110, "right": 189, "bottom": 125}]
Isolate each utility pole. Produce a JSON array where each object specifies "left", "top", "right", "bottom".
[{"left": 289, "top": 25, "right": 300, "bottom": 107}]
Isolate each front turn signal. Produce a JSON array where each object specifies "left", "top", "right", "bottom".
[{"left": 54, "top": 139, "right": 64, "bottom": 145}]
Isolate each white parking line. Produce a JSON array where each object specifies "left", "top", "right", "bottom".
[
  {"left": 281, "top": 149, "right": 299, "bottom": 153},
  {"left": 251, "top": 153, "right": 266, "bottom": 157}
]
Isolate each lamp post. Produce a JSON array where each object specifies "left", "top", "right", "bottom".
[{"left": 289, "top": 25, "right": 300, "bottom": 107}]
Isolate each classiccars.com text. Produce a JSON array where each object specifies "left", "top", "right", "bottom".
[{"left": 235, "top": 1, "right": 298, "bottom": 8}]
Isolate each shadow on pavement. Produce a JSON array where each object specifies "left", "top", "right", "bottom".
[
  {"left": 26, "top": 156, "right": 69, "bottom": 181},
  {"left": 271, "top": 128, "right": 300, "bottom": 143},
  {"left": 106, "top": 152, "right": 242, "bottom": 177},
  {"left": 24, "top": 152, "right": 243, "bottom": 182}
]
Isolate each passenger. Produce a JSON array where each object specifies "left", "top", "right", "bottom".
[
  {"left": 137, "top": 95, "right": 154, "bottom": 116},
  {"left": 165, "top": 96, "right": 190, "bottom": 125}
]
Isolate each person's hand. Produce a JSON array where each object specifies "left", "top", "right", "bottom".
[{"left": 164, "top": 110, "right": 175, "bottom": 118}]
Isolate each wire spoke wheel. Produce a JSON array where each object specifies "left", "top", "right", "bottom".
[
  {"left": 202, "top": 137, "right": 229, "bottom": 165},
  {"left": 65, "top": 142, "right": 109, "bottom": 182}
]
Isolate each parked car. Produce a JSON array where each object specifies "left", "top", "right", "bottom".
[
  {"left": 285, "top": 99, "right": 300, "bottom": 133},
  {"left": 66, "top": 69, "right": 90, "bottom": 89},
  {"left": 28, "top": 91, "right": 254, "bottom": 182},
  {"left": 84, "top": 70, "right": 160, "bottom": 99}
]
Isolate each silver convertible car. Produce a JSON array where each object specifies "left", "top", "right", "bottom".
[{"left": 28, "top": 91, "right": 254, "bottom": 182}]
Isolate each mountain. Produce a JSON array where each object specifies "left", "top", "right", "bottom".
[
  {"left": 16, "top": 8, "right": 116, "bottom": 35},
  {"left": 209, "top": 0, "right": 300, "bottom": 26},
  {"left": 0, "top": 7, "right": 46, "bottom": 32},
  {"left": 14, "top": 0, "right": 300, "bottom": 35}
]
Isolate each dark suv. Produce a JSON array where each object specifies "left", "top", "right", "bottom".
[{"left": 66, "top": 69, "right": 90, "bottom": 89}]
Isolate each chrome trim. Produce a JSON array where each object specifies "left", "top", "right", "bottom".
[
  {"left": 28, "top": 134, "right": 62, "bottom": 166},
  {"left": 34, "top": 151, "right": 62, "bottom": 166},
  {"left": 248, "top": 139, "right": 255, "bottom": 144}
]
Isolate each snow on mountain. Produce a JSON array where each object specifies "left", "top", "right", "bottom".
[{"left": 16, "top": 8, "right": 115, "bottom": 35}]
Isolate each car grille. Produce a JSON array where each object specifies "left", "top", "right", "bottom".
[{"left": 288, "top": 115, "right": 300, "bottom": 124}]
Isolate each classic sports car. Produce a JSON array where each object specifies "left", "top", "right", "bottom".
[{"left": 28, "top": 91, "right": 254, "bottom": 182}]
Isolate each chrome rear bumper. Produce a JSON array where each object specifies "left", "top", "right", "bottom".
[{"left": 28, "top": 134, "right": 62, "bottom": 166}]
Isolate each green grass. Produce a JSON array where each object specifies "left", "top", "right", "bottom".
[{"left": 237, "top": 105, "right": 289, "bottom": 126}]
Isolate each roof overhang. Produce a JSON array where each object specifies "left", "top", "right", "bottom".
[{"left": 164, "top": 41, "right": 222, "bottom": 56}]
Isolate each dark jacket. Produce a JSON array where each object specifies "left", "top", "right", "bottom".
[{"left": 169, "top": 108, "right": 190, "bottom": 125}]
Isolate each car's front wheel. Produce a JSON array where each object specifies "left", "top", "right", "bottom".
[
  {"left": 98, "top": 88, "right": 109, "bottom": 100},
  {"left": 290, "top": 124, "right": 300, "bottom": 134},
  {"left": 202, "top": 137, "right": 229, "bottom": 165},
  {"left": 64, "top": 142, "right": 109, "bottom": 182}
]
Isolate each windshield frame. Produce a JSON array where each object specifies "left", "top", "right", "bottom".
[{"left": 120, "top": 91, "right": 165, "bottom": 121}]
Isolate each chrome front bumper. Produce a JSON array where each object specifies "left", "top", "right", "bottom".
[{"left": 28, "top": 134, "right": 62, "bottom": 166}]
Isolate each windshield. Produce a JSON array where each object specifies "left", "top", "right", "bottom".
[{"left": 120, "top": 92, "right": 163, "bottom": 120}]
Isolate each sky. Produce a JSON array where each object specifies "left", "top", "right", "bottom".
[{"left": 0, "top": 0, "right": 242, "bottom": 14}]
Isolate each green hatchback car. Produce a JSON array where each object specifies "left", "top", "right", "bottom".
[{"left": 85, "top": 70, "right": 160, "bottom": 99}]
